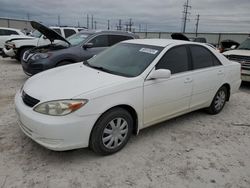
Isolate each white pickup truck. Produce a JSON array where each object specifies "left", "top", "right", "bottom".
[
  {"left": 2, "top": 25, "right": 84, "bottom": 61},
  {"left": 223, "top": 37, "right": 250, "bottom": 82},
  {"left": 0, "top": 27, "right": 26, "bottom": 55}
]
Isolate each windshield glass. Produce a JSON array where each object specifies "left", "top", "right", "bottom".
[
  {"left": 67, "top": 33, "right": 90, "bottom": 46},
  {"left": 86, "top": 43, "right": 163, "bottom": 77},
  {"left": 31, "top": 30, "right": 42, "bottom": 38},
  {"left": 238, "top": 38, "right": 250, "bottom": 50}
]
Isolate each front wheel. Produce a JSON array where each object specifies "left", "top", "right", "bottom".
[
  {"left": 90, "top": 108, "right": 133, "bottom": 155},
  {"left": 207, "top": 86, "right": 228, "bottom": 114}
]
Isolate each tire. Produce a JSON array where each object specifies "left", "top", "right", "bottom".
[
  {"left": 17, "top": 47, "right": 30, "bottom": 62},
  {"left": 207, "top": 86, "right": 228, "bottom": 115},
  {"left": 90, "top": 108, "right": 133, "bottom": 155},
  {"left": 56, "top": 60, "right": 72, "bottom": 67}
]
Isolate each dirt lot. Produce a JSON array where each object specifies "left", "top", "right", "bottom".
[{"left": 0, "top": 57, "right": 250, "bottom": 188}]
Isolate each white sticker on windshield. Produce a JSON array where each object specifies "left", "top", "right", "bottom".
[{"left": 139, "top": 48, "right": 158, "bottom": 54}]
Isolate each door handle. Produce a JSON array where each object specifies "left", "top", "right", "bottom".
[{"left": 184, "top": 77, "right": 193, "bottom": 83}]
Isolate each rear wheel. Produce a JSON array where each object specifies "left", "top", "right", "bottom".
[
  {"left": 207, "top": 86, "right": 227, "bottom": 114},
  {"left": 90, "top": 108, "right": 133, "bottom": 155}
]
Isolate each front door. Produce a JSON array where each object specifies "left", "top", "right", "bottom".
[{"left": 143, "top": 45, "right": 193, "bottom": 127}]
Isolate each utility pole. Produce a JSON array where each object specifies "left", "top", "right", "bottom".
[
  {"left": 128, "top": 18, "right": 133, "bottom": 32},
  {"left": 87, "top": 14, "right": 89, "bottom": 29},
  {"left": 182, "top": 0, "right": 191, "bottom": 33},
  {"left": 91, "top": 15, "right": 94, "bottom": 29},
  {"left": 27, "top": 13, "right": 30, "bottom": 20},
  {"left": 94, "top": 21, "right": 97, "bottom": 29},
  {"left": 195, "top": 14, "right": 200, "bottom": 37},
  {"left": 108, "top": 20, "right": 110, "bottom": 30},
  {"left": 117, "top": 19, "right": 122, "bottom": 30},
  {"left": 58, "top": 15, "right": 61, "bottom": 26}
]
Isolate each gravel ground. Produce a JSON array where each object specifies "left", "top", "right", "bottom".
[{"left": 0, "top": 57, "right": 250, "bottom": 188}]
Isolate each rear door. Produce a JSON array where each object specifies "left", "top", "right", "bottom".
[
  {"left": 108, "top": 35, "right": 134, "bottom": 46},
  {"left": 188, "top": 45, "right": 224, "bottom": 110},
  {"left": 143, "top": 45, "right": 193, "bottom": 127}
]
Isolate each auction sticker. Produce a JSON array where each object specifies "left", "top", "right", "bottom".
[{"left": 139, "top": 48, "right": 158, "bottom": 54}]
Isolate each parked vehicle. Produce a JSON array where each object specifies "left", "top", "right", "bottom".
[
  {"left": 21, "top": 21, "right": 138, "bottom": 76},
  {"left": 0, "top": 27, "right": 25, "bottom": 56},
  {"left": 15, "top": 39, "right": 241, "bottom": 155},
  {"left": 2, "top": 21, "right": 84, "bottom": 61},
  {"left": 223, "top": 37, "right": 250, "bottom": 82},
  {"left": 218, "top": 39, "right": 239, "bottom": 53}
]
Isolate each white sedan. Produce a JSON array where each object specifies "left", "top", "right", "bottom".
[{"left": 15, "top": 39, "right": 241, "bottom": 155}]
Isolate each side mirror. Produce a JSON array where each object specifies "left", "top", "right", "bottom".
[
  {"left": 83, "top": 43, "right": 93, "bottom": 50},
  {"left": 147, "top": 69, "right": 171, "bottom": 80}
]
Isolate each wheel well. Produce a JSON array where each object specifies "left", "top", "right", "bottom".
[
  {"left": 93, "top": 105, "right": 138, "bottom": 136},
  {"left": 222, "top": 83, "right": 230, "bottom": 101}
]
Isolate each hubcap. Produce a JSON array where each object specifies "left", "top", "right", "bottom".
[
  {"left": 214, "top": 90, "right": 226, "bottom": 111},
  {"left": 102, "top": 118, "right": 128, "bottom": 149}
]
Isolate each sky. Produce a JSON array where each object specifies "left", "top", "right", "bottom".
[{"left": 0, "top": 0, "right": 250, "bottom": 33}]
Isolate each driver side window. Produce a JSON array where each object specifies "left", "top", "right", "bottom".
[
  {"left": 89, "top": 35, "right": 109, "bottom": 47},
  {"left": 156, "top": 46, "right": 189, "bottom": 74}
]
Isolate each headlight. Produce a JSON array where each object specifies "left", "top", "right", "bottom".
[
  {"left": 34, "top": 99, "right": 88, "bottom": 116},
  {"left": 6, "top": 42, "right": 16, "bottom": 49},
  {"left": 31, "top": 53, "right": 50, "bottom": 60}
]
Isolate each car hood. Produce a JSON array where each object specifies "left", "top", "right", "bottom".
[
  {"left": 171, "top": 33, "right": 190, "bottom": 41},
  {"left": 30, "top": 21, "right": 70, "bottom": 45},
  {"left": 223, "top": 49, "right": 250, "bottom": 56},
  {"left": 23, "top": 63, "right": 130, "bottom": 102}
]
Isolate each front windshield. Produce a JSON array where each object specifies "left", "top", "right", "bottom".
[
  {"left": 238, "top": 38, "right": 250, "bottom": 50},
  {"left": 31, "top": 30, "right": 42, "bottom": 38},
  {"left": 67, "top": 33, "right": 90, "bottom": 46},
  {"left": 86, "top": 43, "right": 163, "bottom": 77}
]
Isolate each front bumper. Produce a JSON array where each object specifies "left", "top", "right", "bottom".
[
  {"left": 21, "top": 59, "right": 45, "bottom": 76},
  {"left": 15, "top": 91, "right": 99, "bottom": 151},
  {"left": 241, "top": 69, "right": 250, "bottom": 82},
  {"left": 3, "top": 47, "right": 16, "bottom": 57}
]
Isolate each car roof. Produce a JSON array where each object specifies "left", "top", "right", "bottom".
[
  {"left": 123, "top": 39, "right": 196, "bottom": 47},
  {"left": 79, "top": 30, "right": 135, "bottom": 35}
]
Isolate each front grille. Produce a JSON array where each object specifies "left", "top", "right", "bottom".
[
  {"left": 227, "top": 55, "right": 250, "bottom": 62},
  {"left": 22, "top": 91, "right": 40, "bottom": 107},
  {"left": 227, "top": 55, "right": 250, "bottom": 70}
]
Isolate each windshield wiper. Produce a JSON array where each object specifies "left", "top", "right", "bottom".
[{"left": 83, "top": 60, "right": 113, "bottom": 74}]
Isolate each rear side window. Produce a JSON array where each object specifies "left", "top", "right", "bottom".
[
  {"left": 52, "top": 28, "right": 62, "bottom": 36},
  {"left": 64, "top": 29, "right": 76, "bottom": 38},
  {"left": 190, "top": 45, "right": 219, "bottom": 69},
  {"left": 0, "top": 29, "right": 18, "bottom": 36},
  {"left": 108, "top": 35, "right": 133, "bottom": 46},
  {"left": 156, "top": 46, "right": 189, "bottom": 74},
  {"left": 89, "top": 35, "right": 109, "bottom": 47}
]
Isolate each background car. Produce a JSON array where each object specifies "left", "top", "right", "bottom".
[
  {"left": 223, "top": 37, "right": 250, "bottom": 82},
  {"left": 2, "top": 22, "right": 84, "bottom": 61},
  {"left": 0, "top": 27, "right": 25, "bottom": 56},
  {"left": 21, "top": 21, "right": 139, "bottom": 76},
  {"left": 15, "top": 39, "right": 241, "bottom": 155}
]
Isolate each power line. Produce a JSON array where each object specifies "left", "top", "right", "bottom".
[{"left": 182, "top": 0, "right": 191, "bottom": 33}]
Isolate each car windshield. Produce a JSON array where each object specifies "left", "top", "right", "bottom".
[
  {"left": 67, "top": 33, "right": 90, "bottom": 46},
  {"left": 30, "top": 30, "right": 42, "bottom": 38},
  {"left": 238, "top": 38, "right": 250, "bottom": 50},
  {"left": 85, "top": 43, "right": 163, "bottom": 77}
]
